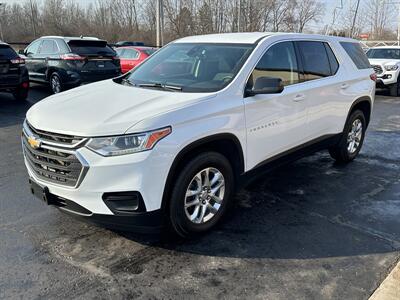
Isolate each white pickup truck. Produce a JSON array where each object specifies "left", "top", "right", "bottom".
[{"left": 367, "top": 46, "right": 400, "bottom": 96}]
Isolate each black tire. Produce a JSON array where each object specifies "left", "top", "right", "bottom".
[
  {"left": 50, "top": 73, "right": 63, "bottom": 94},
  {"left": 13, "top": 86, "right": 28, "bottom": 101},
  {"left": 389, "top": 83, "right": 399, "bottom": 97},
  {"left": 329, "top": 109, "right": 366, "bottom": 163},
  {"left": 168, "top": 152, "right": 234, "bottom": 238}
]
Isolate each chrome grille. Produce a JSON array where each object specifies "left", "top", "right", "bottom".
[
  {"left": 22, "top": 122, "right": 88, "bottom": 188},
  {"left": 372, "top": 64, "right": 383, "bottom": 75},
  {"left": 26, "top": 121, "right": 86, "bottom": 148}
]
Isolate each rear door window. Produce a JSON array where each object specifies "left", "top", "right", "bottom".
[
  {"left": 340, "top": 42, "right": 371, "bottom": 69},
  {"left": 324, "top": 43, "right": 339, "bottom": 74},
  {"left": 39, "top": 40, "right": 58, "bottom": 54},
  {"left": 68, "top": 40, "right": 116, "bottom": 57},
  {"left": 297, "top": 41, "right": 332, "bottom": 80},
  {"left": 0, "top": 45, "right": 18, "bottom": 59}
]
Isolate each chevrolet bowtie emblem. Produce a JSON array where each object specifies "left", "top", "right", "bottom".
[{"left": 28, "top": 136, "right": 41, "bottom": 149}]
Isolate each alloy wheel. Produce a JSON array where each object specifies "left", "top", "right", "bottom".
[
  {"left": 184, "top": 167, "right": 225, "bottom": 224},
  {"left": 51, "top": 75, "right": 61, "bottom": 94},
  {"left": 347, "top": 118, "right": 363, "bottom": 154}
]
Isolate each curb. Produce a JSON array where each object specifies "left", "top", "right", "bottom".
[{"left": 369, "top": 260, "right": 400, "bottom": 300}]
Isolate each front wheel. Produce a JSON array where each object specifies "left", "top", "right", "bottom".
[
  {"left": 329, "top": 110, "right": 366, "bottom": 163},
  {"left": 168, "top": 152, "right": 234, "bottom": 238}
]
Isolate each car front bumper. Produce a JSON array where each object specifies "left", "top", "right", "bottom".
[
  {"left": 375, "top": 70, "right": 399, "bottom": 86},
  {"left": 24, "top": 143, "right": 172, "bottom": 232}
]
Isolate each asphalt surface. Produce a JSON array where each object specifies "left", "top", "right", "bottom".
[{"left": 1, "top": 85, "right": 400, "bottom": 299}]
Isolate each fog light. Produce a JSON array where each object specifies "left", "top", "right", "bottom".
[
  {"left": 388, "top": 75, "right": 392, "bottom": 79},
  {"left": 102, "top": 192, "right": 145, "bottom": 214}
]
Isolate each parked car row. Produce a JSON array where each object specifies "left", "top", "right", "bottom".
[{"left": 0, "top": 37, "right": 156, "bottom": 99}]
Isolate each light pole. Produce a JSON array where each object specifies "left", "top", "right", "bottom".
[
  {"left": 156, "top": 0, "right": 164, "bottom": 48},
  {"left": 0, "top": 3, "right": 4, "bottom": 41},
  {"left": 350, "top": 0, "right": 361, "bottom": 38}
]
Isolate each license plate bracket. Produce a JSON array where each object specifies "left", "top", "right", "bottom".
[{"left": 29, "top": 179, "right": 53, "bottom": 205}]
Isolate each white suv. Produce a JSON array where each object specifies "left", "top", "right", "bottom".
[
  {"left": 23, "top": 33, "right": 375, "bottom": 237},
  {"left": 367, "top": 46, "right": 400, "bottom": 96}
]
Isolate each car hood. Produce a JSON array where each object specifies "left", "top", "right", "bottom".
[
  {"left": 368, "top": 58, "right": 400, "bottom": 66},
  {"left": 27, "top": 80, "right": 214, "bottom": 136}
]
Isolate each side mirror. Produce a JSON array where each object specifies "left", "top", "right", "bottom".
[
  {"left": 18, "top": 49, "right": 25, "bottom": 55},
  {"left": 245, "top": 77, "right": 284, "bottom": 97}
]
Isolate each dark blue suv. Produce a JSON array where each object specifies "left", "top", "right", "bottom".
[
  {"left": 22, "top": 36, "right": 121, "bottom": 94},
  {"left": 0, "top": 42, "right": 29, "bottom": 100}
]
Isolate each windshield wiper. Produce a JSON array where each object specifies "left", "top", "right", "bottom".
[
  {"left": 138, "top": 82, "right": 182, "bottom": 92},
  {"left": 122, "top": 78, "right": 134, "bottom": 86}
]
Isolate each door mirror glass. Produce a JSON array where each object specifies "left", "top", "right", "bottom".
[{"left": 245, "top": 77, "right": 284, "bottom": 96}]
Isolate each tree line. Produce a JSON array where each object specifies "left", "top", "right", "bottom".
[
  {"left": 0, "top": 0, "right": 398, "bottom": 46},
  {"left": 1, "top": 0, "right": 324, "bottom": 45}
]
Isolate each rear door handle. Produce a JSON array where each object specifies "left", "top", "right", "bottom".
[
  {"left": 341, "top": 83, "right": 350, "bottom": 89},
  {"left": 293, "top": 94, "right": 306, "bottom": 102}
]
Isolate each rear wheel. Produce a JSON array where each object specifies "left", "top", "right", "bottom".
[
  {"left": 329, "top": 110, "right": 366, "bottom": 163},
  {"left": 168, "top": 152, "right": 234, "bottom": 238},
  {"left": 50, "top": 73, "right": 63, "bottom": 94}
]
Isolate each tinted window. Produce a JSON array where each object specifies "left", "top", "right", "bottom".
[
  {"left": 298, "top": 41, "right": 331, "bottom": 80},
  {"left": 125, "top": 43, "right": 254, "bottom": 93},
  {"left": 25, "top": 40, "right": 41, "bottom": 55},
  {"left": 39, "top": 40, "right": 58, "bottom": 54},
  {"left": 324, "top": 43, "right": 339, "bottom": 74},
  {"left": 340, "top": 42, "right": 371, "bottom": 69},
  {"left": 366, "top": 48, "right": 400, "bottom": 59},
  {"left": 248, "top": 41, "right": 300, "bottom": 88},
  {"left": 68, "top": 40, "right": 116, "bottom": 56},
  {"left": 0, "top": 45, "right": 18, "bottom": 59}
]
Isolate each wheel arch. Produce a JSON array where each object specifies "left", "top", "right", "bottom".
[
  {"left": 347, "top": 96, "right": 372, "bottom": 128},
  {"left": 160, "top": 133, "right": 245, "bottom": 211}
]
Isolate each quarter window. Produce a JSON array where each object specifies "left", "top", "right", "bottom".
[
  {"left": 297, "top": 41, "right": 331, "bottom": 80},
  {"left": 248, "top": 41, "right": 300, "bottom": 88},
  {"left": 340, "top": 42, "right": 371, "bottom": 69}
]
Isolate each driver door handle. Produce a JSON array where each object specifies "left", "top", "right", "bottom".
[{"left": 293, "top": 94, "right": 306, "bottom": 102}]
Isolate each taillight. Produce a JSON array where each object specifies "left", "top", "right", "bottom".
[
  {"left": 60, "top": 53, "right": 85, "bottom": 61},
  {"left": 370, "top": 73, "right": 377, "bottom": 81},
  {"left": 11, "top": 58, "right": 25, "bottom": 65}
]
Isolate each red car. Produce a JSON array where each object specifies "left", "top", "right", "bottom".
[{"left": 115, "top": 46, "right": 157, "bottom": 73}]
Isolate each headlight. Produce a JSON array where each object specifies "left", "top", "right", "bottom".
[
  {"left": 86, "top": 127, "right": 171, "bottom": 156},
  {"left": 384, "top": 65, "right": 399, "bottom": 71}
]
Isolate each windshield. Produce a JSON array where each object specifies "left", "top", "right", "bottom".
[
  {"left": 124, "top": 43, "right": 254, "bottom": 93},
  {"left": 367, "top": 48, "right": 400, "bottom": 59},
  {"left": 142, "top": 49, "right": 156, "bottom": 56}
]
